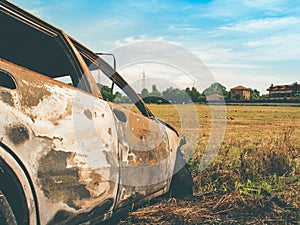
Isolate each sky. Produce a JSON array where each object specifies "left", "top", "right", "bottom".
[{"left": 12, "top": 0, "right": 300, "bottom": 94}]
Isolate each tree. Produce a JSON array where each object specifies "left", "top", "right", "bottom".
[
  {"left": 139, "top": 85, "right": 163, "bottom": 104},
  {"left": 260, "top": 94, "right": 270, "bottom": 101},
  {"left": 185, "top": 87, "right": 205, "bottom": 103},
  {"left": 250, "top": 89, "right": 260, "bottom": 101},
  {"left": 114, "top": 92, "right": 131, "bottom": 103},
  {"left": 98, "top": 84, "right": 116, "bottom": 102},
  {"left": 149, "top": 85, "right": 162, "bottom": 97},
  {"left": 203, "top": 82, "right": 229, "bottom": 100},
  {"left": 141, "top": 88, "right": 149, "bottom": 98},
  {"left": 162, "top": 87, "right": 189, "bottom": 104}
]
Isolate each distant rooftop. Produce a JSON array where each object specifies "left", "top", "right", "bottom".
[
  {"left": 231, "top": 85, "right": 251, "bottom": 90},
  {"left": 267, "top": 82, "right": 300, "bottom": 91},
  {"left": 207, "top": 93, "right": 224, "bottom": 98}
]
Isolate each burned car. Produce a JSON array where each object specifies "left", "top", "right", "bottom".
[{"left": 0, "top": 1, "right": 192, "bottom": 224}]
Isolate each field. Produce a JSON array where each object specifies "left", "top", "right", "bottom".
[{"left": 119, "top": 104, "right": 300, "bottom": 224}]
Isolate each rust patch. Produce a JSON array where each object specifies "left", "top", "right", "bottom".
[
  {"left": 84, "top": 171, "right": 106, "bottom": 198},
  {"left": 19, "top": 84, "right": 51, "bottom": 107},
  {"left": 37, "top": 150, "right": 90, "bottom": 209},
  {"left": 108, "top": 127, "right": 112, "bottom": 136},
  {"left": 84, "top": 109, "right": 92, "bottom": 120},
  {"left": 118, "top": 109, "right": 169, "bottom": 166},
  {"left": 0, "top": 91, "right": 14, "bottom": 106},
  {"left": 6, "top": 123, "right": 29, "bottom": 145},
  {"left": 128, "top": 111, "right": 151, "bottom": 140},
  {"left": 66, "top": 101, "right": 73, "bottom": 115}
]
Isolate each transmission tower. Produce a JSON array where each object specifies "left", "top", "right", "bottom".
[{"left": 140, "top": 69, "right": 146, "bottom": 90}]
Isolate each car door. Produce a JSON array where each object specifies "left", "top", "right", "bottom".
[
  {"left": 111, "top": 104, "right": 170, "bottom": 208},
  {"left": 76, "top": 47, "right": 172, "bottom": 210}
]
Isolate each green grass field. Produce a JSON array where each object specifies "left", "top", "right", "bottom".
[{"left": 120, "top": 104, "right": 300, "bottom": 224}]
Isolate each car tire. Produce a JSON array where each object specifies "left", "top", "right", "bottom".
[
  {"left": 0, "top": 190, "right": 18, "bottom": 225},
  {"left": 169, "top": 149, "right": 193, "bottom": 198}
]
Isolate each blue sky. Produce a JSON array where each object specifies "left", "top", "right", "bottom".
[{"left": 12, "top": 0, "right": 300, "bottom": 93}]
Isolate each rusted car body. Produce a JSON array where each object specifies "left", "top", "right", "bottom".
[{"left": 0, "top": 1, "right": 191, "bottom": 224}]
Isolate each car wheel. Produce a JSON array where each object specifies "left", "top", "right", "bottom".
[
  {"left": 169, "top": 149, "right": 193, "bottom": 198},
  {"left": 0, "top": 190, "right": 17, "bottom": 225}
]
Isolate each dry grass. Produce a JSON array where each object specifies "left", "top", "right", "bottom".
[
  {"left": 118, "top": 104, "right": 300, "bottom": 224},
  {"left": 121, "top": 193, "right": 299, "bottom": 224}
]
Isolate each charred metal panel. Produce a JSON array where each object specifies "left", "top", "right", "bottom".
[
  {"left": 5, "top": 123, "right": 30, "bottom": 145},
  {"left": 0, "top": 58, "right": 119, "bottom": 224},
  {"left": 0, "top": 91, "right": 14, "bottom": 106},
  {"left": 37, "top": 150, "right": 90, "bottom": 209},
  {"left": 111, "top": 105, "right": 171, "bottom": 208}
]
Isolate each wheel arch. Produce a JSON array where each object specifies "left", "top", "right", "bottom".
[{"left": 0, "top": 142, "right": 39, "bottom": 225}]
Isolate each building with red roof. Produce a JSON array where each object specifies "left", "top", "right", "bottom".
[
  {"left": 206, "top": 93, "right": 225, "bottom": 102},
  {"left": 230, "top": 85, "right": 251, "bottom": 101},
  {"left": 267, "top": 82, "right": 300, "bottom": 100}
]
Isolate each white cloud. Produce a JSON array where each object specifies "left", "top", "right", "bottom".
[
  {"left": 242, "top": 0, "right": 293, "bottom": 12},
  {"left": 220, "top": 17, "right": 300, "bottom": 32},
  {"left": 111, "top": 36, "right": 182, "bottom": 50},
  {"left": 195, "top": 48, "right": 234, "bottom": 62},
  {"left": 208, "top": 63, "right": 268, "bottom": 69},
  {"left": 168, "top": 25, "right": 200, "bottom": 31},
  {"left": 244, "top": 33, "right": 300, "bottom": 60},
  {"left": 197, "top": 0, "right": 249, "bottom": 19}
]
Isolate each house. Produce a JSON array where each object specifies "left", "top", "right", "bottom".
[
  {"left": 267, "top": 82, "right": 300, "bottom": 100},
  {"left": 206, "top": 93, "right": 225, "bottom": 102},
  {"left": 230, "top": 85, "right": 251, "bottom": 101}
]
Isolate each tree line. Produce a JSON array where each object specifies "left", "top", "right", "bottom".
[{"left": 100, "top": 82, "right": 270, "bottom": 104}]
